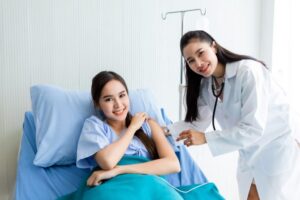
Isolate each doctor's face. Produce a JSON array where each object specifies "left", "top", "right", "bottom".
[
  {"left": 98, "top": 80, "right": 130, "bottom": 123},
  {"left": 182, "top": 39, "right": 218, "bottom": 78}
]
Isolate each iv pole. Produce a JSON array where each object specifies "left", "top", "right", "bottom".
[{"left": 161, "top": 8, "right": 207, "bottom": 120}]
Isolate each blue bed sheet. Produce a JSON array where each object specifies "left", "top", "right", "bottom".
[
  {"left": 15, "top": 112, "right": 90, "bottom": 200},
  {"left": 15, "top": 111, "right": 208, "bottom": 200}
]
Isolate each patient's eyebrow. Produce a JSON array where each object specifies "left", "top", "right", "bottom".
[
  {"left": 102, "top": 95, "right": 113, "bottom": 99},
  {"left": 102, "top": 90, "right": 126, "bottom": 99}
]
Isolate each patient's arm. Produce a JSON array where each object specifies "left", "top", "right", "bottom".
[
  {"left": 117, "top": 119, "right": 180, "bottom": 174},
  {"left": 94, "top": 112, "right": 147, "bottom": 170},
  {"left": 87, "top": 119, "right": 180, "bottom": 186}
]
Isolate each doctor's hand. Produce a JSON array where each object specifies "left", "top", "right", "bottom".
[{"left": 176, "top": 129, "right": 207, "bottom": 147}]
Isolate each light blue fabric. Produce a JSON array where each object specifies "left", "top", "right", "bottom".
[
  {"left": 30, "top": 85, "right": 166, "bottom": 167},
  {"left": 15, "top": 111, "right": 211, "bottom": 200},
  {"left": 15, "top": 112, "right": 90, "bottom": 200},
  {"left": 31, "top": 85, "right": 96, "bottom": 167},
  {"left": 161, "top": 108, "right": 208, "bottom": 187},
  {"left": 77, "top": 116, "right": 152, "bottom": 169},
  {"left": 18, "top": 84, "right": 211, "bottom": 199},
  {"left": 129, "top": 88, "right": 166, "bottom": 126},
  {"left": 172, "top": 145, "right": 208, "bottom": 186}
]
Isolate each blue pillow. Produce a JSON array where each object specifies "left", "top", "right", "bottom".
[
  {"left": 129, "top": 88, "right": 165, "bottom": 126},
  {"left": 30, "top": 84, "right": 165, "bottom": 167}
]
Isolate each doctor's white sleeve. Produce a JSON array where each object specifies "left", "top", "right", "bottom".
[
  {"left": 167, "top": 99, "right": 212, "bottom": 138},
  {"left": 205, "top": 65, "right": 270, "bottom": 156}
]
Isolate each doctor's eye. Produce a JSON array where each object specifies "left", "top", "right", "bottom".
[
  {"left": 197, "top": 51, "right": 204, "bottom": 57},
  {"left": 187, "top": 59, "right": 195, "bottom": 64}
]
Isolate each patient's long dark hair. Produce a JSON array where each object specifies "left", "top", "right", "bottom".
[
  {"left": 180, "top": 30, "right": 266, "bottom": 122},
  {"left": 91, "top": 71, "right": 158, "bottom": 159}
]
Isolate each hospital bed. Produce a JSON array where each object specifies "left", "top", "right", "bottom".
[
  {"left": 14, "top": 85, "right": 209, "bottom": 200},
  {"left": 15, "top": 111, "right": 90, "bottom": 199}
]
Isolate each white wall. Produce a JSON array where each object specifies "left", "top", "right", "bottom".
[
  {"left": 0, "top": 0, "right": 266, "bottom": 199},
  {"left": 260, "top": 0, "right": 275, "bottom": 67}
]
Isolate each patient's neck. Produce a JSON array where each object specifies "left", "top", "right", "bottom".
[{"left": 106, "top": 120, "right": 126, "bottom": 135}]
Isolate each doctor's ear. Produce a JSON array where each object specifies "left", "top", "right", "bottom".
[{"left": 211, "top": 41, "right": 217, "bottom": 53}]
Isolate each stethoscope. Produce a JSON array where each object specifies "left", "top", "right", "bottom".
[{"left": 211, "top": 77, "right": 225, "bottom": 131}]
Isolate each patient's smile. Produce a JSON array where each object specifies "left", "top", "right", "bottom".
[{"left": 113, "top": 108, "right": 126, "bottom": 116}]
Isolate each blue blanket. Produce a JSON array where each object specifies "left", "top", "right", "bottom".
[{"left": 58, "top": 156, "right": 225, "bottom": 200}]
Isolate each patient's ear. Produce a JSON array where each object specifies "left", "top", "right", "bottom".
[
  {"left": 95, "top": 103, "right": 100, "bottom": 109},
  {"left": 97, "top": 109, "right": 106, "bottom": 120},
  {"left": 92, "top": 102, "right": 106, "bottom": 119}
]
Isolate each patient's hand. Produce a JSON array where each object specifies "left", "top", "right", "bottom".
[
  {"left": 129, "top": 112, "right": 148, "bottom": 132},
  {"left": 87, "top": 167, "right": 119, "bottom": 186}
]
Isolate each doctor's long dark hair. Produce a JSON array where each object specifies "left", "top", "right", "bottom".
[
  {"left": 91, "top": 71, "right": 158, "bottom": 159},
  {"left": 180, "top": 30, "right": 266, "bottom": 122}
]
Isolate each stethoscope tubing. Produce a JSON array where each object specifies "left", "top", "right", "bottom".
[{"left": 211, "top": 77, "right": 225, "bottom": 131}]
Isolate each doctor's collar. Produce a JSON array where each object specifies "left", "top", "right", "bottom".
[{"left": 225, "top": 61, "right": 239, "bottom": 79}]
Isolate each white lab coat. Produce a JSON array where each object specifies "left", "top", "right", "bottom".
[{"left": 171, "top": 60, "right": 300, "bottom": 200}]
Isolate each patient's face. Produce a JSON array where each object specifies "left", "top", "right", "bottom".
[{"left": 98, "top": 80, "right": 130, "bottom": 123}]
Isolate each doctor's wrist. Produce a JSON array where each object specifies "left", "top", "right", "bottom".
[{"left": 200, "top": 132, "right": 207, "bottom": 144}]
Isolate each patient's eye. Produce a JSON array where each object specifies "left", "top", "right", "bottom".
[
  {"left": 119, "top": 93, "right": 127, "bottom": 98},
  {"left": 104, "top": 97, "right": 113, "bottom": 102}
]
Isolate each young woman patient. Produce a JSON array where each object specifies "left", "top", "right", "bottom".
[
  {"left": 56, "top": 71, "right": 188, "bottom": 200},
  {"left": 80, "top": 70, "right": 181, "bottom": 185},
  {"left": 58, "top": 70, "right": 225, "bottom": 200}
]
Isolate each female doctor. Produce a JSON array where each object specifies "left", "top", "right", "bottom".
[{"left": 175, "top": 30, "right": 300, "bottom": 200}]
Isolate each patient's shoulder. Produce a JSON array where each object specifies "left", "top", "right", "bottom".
[
  {"left": 82, "top": 115, "right": 108, "bottom": 133},
  {"left": 85, "top": 115, "right": 110, "bottom": 126},
  {"left": 85, "top": 115, "right": 103, "bottom": 124}
]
